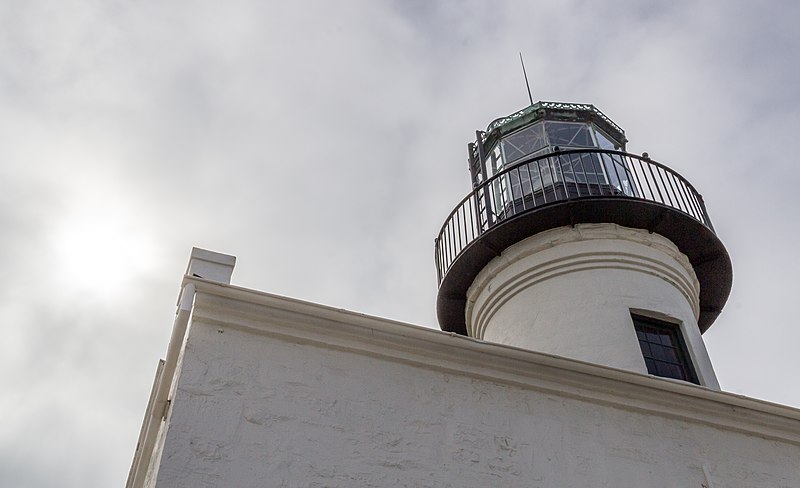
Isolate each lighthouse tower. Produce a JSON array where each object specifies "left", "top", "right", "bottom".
[
  {"left": 129, "top": 101, "right": 800, "bottom": 488},
  {"left": 435, "top": 102, "right": 732, "bottom": 388}
]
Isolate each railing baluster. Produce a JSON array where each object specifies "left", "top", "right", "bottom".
[
  {"left": 656, "top": 166, "right": 673, "bottom": 206},
  {"left": 678, "top": 180, "right": 696, "bottom": 219},
  {"left": 672, "top": 173, "right": 690, "bottom": 214},
  {"left": 646, "top": 161, "right": 664, "bottom": 203},
  {"left": 460, "top": 206, "right": 466, "bottom": 251},
  {"left": 686, "top": 182, "right": 704, "bottom": 221},
  {"left": 461, "top": 206, "right": 467, "bottom": 253},
  {"left": 448, "top": 224, "right": 454, "bottom": 268},
  {"left": 454, "top": 210, "right": 461, "bottom": 258},
  {"left": 698, "top": 194, "right": 714, "bottom": 230},
  {"left": 643, "top": 163, "right": 653, "bottom": 200},
  {"left": 510, "top": 169, "right": 519, "bottom": 215},
  {"left": 608, "top": 153, "right": 624, "bottom": 195},
  {"left": 592, "top": 152, "right": 605, "bottom": 196},
  {"left": 666, "top": 170, "right": 684, "bottom": 214},
  {"left": 596, "top": 153, "right": 608, "bottom": 195},
  {"left": 629, "top": 156, "right": 646, "bottom": 199},
  {"left": 536, "top": 160, "right": 550, "bottom": 203},
  {"left": 681, "top": 181, "right": 697, "bottom": 219},
  {"left": 522, "top": 163, "right": 532, "bottom": 210},
  {"left": 469, "top": 197, "right": 477, "bottom": 241},
  {"left": 571, "top": 153, "right": 586, "bottom": 196},
  {"left": 460, "top": 206, "right": 466, "bottom": 252},
  {"left": 550, "top": 155, "right": 561, "bottom": 199},
  {"left": 583, "top": 154, "right": 592, "bottom": 197}
]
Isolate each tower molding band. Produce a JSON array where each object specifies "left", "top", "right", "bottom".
[{"left": 466, "top": 224, "right": 700, "bottom": 340}]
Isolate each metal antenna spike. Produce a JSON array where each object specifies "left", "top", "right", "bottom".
[{"left": 519, "top": 52, "right": 534, "bottom": 106}]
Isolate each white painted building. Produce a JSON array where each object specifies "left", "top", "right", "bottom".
[{"left": 127, "top": 103, "right": 800, "bottom": 487}]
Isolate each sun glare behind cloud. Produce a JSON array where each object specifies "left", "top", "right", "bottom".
[{"left": 51, "top": 201, "right": 158, "bottom": 300}]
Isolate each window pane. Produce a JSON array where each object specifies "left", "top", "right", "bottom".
[
  {"left": 545, "top": 122, "right": 594, "bottom": 147},
  {"left": 529, "top": 158, "right": 559, "bottom": 192},
  {"left": 594, "top": 128, "right": 621, "bottom": 150},
  {"left": 651, "top": 344, "right": 666, "bottom": 361},
  {"left": 502, "top": 123, "right": 546, "bottom": 163},
  {"left": 507, "top": 166, "right": 533, "bottom": 201},
  {"left": 632, "top": 314, "right": 699, "bottom": 385},
  {"left": 602, "top": 154, "right": 637, "bottom": 196},
  {"left": 484, "top": 143, "right": 501, "bottom": 178},
  {"left": 558, "top": 153, "right": 607, "bottom": 186},
  {"left": 661, "top": 363, "right": 683, "bottom": 380}
]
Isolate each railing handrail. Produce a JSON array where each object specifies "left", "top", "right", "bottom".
[{"left": 435, "top": 149, "right": 714, "bottom": 286}]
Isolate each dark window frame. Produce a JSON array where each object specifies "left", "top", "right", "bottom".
[{"left": 631, "top": 314, "right": 699, "bottom": 385}]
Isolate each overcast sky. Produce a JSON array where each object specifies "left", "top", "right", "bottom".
[{"left": 2, "top": 1, "right": 800, "bottom": 486}]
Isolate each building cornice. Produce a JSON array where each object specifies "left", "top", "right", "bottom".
[{"left": 185, "top": 276, "right": 800, "bottom": 446}]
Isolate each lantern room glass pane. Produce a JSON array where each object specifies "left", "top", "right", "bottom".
[
  {"left": 559, "top": 153, "right": 607, "bottom": 185},
  {"left": 594, "top": 128, "right": 621, "bottom": 150},
  {"left": 602, "top": 153, "right": 638, "bottom": 196},
  {"left": 545, "top": 121, "right": 594, "bottom": 147},
  {"left": 501, "top": 122, "right": 546, "bottom": 163}
]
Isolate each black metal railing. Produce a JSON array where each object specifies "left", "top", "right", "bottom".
[{"left": 435, "top": 149, "right": 713, "bottom": 285}]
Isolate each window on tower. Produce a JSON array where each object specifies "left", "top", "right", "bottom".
[{"left": 631, "top": 314, "right": 699, "bottom": 385}]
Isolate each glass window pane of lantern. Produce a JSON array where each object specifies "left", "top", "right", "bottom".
[
  {"left": 585, "top": 153, "right": 607, "bottom": 184},
  {"left": 483, "top": 143, "right": 502, "bottom": 178},
  {"left": 545, "top": 122, "right": 594, "bottom": 147},
  {"left": 592, "top": 127, "right": 637, "bottom": 196},
  {"left": 557, "top": 153, "right": 607, "bottom": 187},
  {"left": 501, "top": 122, "right": 545, "bottom": 163},
  {"left": 594, "top": 128, "right": 621, "bottom": 150},
  {"left": 509, "top": 164, "right": 534, "bottom": 200},
  {"left": 530, "top": 157, "right": 558, "bottom": 192}
]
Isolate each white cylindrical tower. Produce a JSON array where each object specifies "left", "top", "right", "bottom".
[
  {"left": 435, "top": 102, "right": 732, "bottom": 388},
  {"left": 465, "top": 223, "right": 718, "bottom": 388}
]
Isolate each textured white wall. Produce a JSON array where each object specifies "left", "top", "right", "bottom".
[
  {"left": 466, "top": 224, "right": 718, "bottom": 388},
  {"left": 151, "top": 311, "right": 799, "bottom": 488}
]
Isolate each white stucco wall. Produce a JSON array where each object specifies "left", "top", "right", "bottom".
[
  {"left": 466, "top": 224, "right": 719, "bottom": 388},
  {"left": 146, "top": 282, "right": 800, "bottom": 488}
]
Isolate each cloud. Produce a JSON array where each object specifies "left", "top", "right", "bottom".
[{"left": 2, "top": 1, "right": 799, "bottom": 486}]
